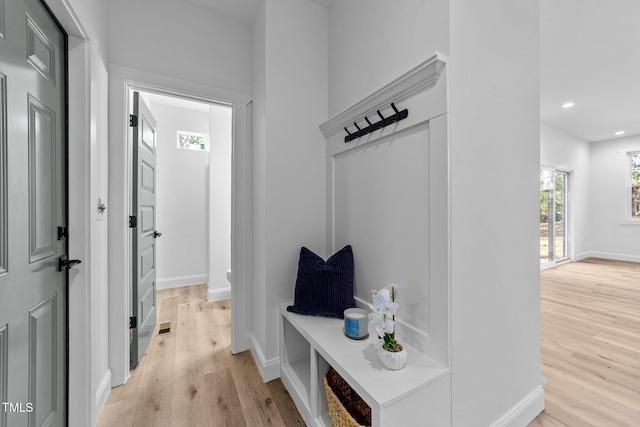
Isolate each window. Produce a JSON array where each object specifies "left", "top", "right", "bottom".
[
  {"left": 177, "top": 131, "right": 210, "bottom": 152},
  {"left": 621, "top": 149, "right": 640, "bottom": 224},
  {"left": 540, "top": 167, "right": 569, "bottom": 265},
  {"left": 631, "top": 152, "right": 640, "bottom": 218}
]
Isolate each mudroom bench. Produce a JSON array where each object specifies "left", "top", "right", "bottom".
[{"left": 279, "top": 303, "right": 451, "bottom": 427}]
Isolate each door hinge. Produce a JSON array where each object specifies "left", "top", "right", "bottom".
[
  {"left": 129, "top": 215, "right": 137, "bottom": 228},
  {"left": 58, "top": 226, "right": 67, "bottom": 240},
  {"left": 129, "top": 114, "right": 138, "bottom": 127},
  {"left": 130, "top": 316, "right": 137, "bottom": 329}
]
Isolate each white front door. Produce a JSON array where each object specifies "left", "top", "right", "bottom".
[{"left": 0, "top": 0, "right": 68, "bottom": 425}]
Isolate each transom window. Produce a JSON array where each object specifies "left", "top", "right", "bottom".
[{"left": 177, "top": 131, "right": 210, "bottom": 152}]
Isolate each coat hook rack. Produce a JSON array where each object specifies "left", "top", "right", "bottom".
[{"left": 344, "top": 102, "right": 409, "bottom": 143}]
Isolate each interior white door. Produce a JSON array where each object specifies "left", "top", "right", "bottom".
[
  {"left": 0, "top": 0, "right": 68, "bottom": 425},
  {"left": 131, "top": 92, "right": 159, "bottom": 369}
]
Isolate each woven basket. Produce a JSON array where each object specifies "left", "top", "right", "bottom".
[{"left": 324, "top": 366, "right": 371, "bottom": 427}]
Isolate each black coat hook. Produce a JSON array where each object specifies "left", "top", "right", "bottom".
[{"left": 344, "top": 103, "right": 409, "bottom": 143}]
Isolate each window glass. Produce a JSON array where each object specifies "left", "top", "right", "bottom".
[
  {"left": 632, "top": 153, "right": 640, "bottom": 218},
  {"left": 177, "top": 131, "right": 210, "bottom": 152}
]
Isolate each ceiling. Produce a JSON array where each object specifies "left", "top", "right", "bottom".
[
  {"left": 142, "top": 92, "right": 211, "bottom": 113},
  {"left": 178, "top": 0, "right": 336, "bottom": 25},
  {"left": 541, "top": 0, "right": 640, "bottom": 142},
  {"left": 173, "top": 1, "right": 635, "bottom": 143}
]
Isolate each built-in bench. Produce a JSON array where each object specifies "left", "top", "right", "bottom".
[{"left": 279, "top": 303, "right": 451, "bottom": 427}]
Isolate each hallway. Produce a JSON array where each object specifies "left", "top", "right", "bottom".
[{"left": 97, "top": 285, "right": 304, "bottom": 426}]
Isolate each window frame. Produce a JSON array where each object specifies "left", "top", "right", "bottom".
[{"left": 620, "top": 148, "right": 640, "bottom": 225}]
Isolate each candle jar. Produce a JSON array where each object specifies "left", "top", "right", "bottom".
[{"left": 343, "top": 308, "right": 369, "bottom": 340}]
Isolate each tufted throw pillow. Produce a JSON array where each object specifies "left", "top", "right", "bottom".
[{"left": 287, "top": 245, "right": 356, "bottom": 318}]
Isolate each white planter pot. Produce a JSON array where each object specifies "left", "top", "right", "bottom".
[{"left": 377, "top": 343, "right": 407, "bottom": 370}]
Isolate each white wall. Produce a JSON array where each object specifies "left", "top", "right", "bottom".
[
  {"left": 67, "top": 0, "right": 109, "bottom": 64},
  {"left": 149, "top": 101, "right": 210, "bottom": 288},
  {"left": 449, "top": 0, "right": 543, "bottom": 425},
  {"left": 589, "top": 136, "right": 640, "bottom": 262},
  {"left": 109, "top": 0, "right": 252, "bottom": 94},
  {"left": 540, "top": 125, "right": 640, "bottom": 262},
  {"left": 209, "top": 104, "right": 233, "bottom": 300},
  {"left": 251, "top": 0, "right": 268, "bottom": 368},
  {"left": 326, "top": 2, "right": 542, "bottom": 424},
  {"left": 540, "top": 124, "right": 591, "bottom": 259},
  {"left": 328, "top": 0, "right": 449, "bottom": 115},
  {"left": 88, "top": 50, "right": 111, "bottom": 426},
  {"left": 251, "top": 0, "right": 328, "bottom": 379},
  {"left": 108, "top": 1, "right": 253, "bottom": 386}
]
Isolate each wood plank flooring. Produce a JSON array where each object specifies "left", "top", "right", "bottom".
[
  {"left": 530, "top": 258, "right": 640, "bottom": 426},
  {"left": 98, "top": 259, "right": 640, "bottom": 426},
  {"left": 97, "top": 285, "right": 305, "bottom": 427}
]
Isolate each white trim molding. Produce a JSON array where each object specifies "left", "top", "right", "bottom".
[
  {"left": 207, "top": 287, "right": 231, "bottom": 302},
  {"left": 319, "top": 52, "right": 448, "bottom": 139},
  {"left": 249, "top": 333, "right": 280, "bottom": 382},
  {"left": 576, "top": 251, "right": 640, "bottom": 264},
  {"left": 156, "top": 274, "right": 208, "bottom": 290},
  {"left": 490, "top": 385, "right": 545, "bottom": 427},
  {"left": 95, "top": 369, "right": 111, "bottom": 418}
]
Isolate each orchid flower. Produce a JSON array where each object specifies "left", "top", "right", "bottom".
[
  {"left": 369, "top": 283, "right": 405, "bottom": 351},
  {"left": 372, "top": 317, "right": 394, "bottom": 338}
]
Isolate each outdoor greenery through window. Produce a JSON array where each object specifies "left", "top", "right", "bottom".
[
  {"left": 540, "top": 168, "right": 568, "bottom": 264},
  {"left": 632, "top": 152, "right": 640, "bottom": 218},
  {"left": 177, "top": 131, "right": 210, "bottom": 152}
]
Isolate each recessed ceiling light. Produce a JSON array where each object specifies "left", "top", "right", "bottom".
[
  {"left": 562, "top": 102, "right": 575, "bottom": 109},
  {"left": 615, "top": 130, "right": 625, "bottom": 136}
]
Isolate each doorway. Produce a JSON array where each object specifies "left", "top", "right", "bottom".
[
  {"left": 540, "top": 167, "right": 569, "bottom": 267},
  {"left": 130, "top": 90, "right": 233, "bottom": 368},
  {"left": 108, "top": 67, "right": 252, "bottom": 387}
]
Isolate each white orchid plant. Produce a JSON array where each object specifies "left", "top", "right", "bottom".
[{"left": 368, "top": 283, "right": 403, "bottom": 352}]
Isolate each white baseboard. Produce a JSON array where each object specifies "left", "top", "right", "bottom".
[
  {"left": 249, "top": 333, "right": 280, "bottom": 382},
  {"left": 574, "top": 252, "right": 591, "bottom": 261},
  {"left": 540, "top": 259, "right": 570, "bottom": 271},
  {"left": 231, "top": 332, "right": 251, "bottom": 355},
  {"left": 208, "top": 286, "right": 231, "bottom": 302},
  {"left": 94, "top": 369, "right": 111, "bottom": 423},
  {"left": 490, "top": 385, "right": 544, "bottom": 427},
  {"left": 156, "top": 274, "right": 208, "bottom": 290},
  {"left": 576, "top": 251, "right": 640, "bottom": 263}
]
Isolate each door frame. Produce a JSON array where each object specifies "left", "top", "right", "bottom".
[
  {"left": 108, "top": 64, "right": 253, "bottom": 386},
  {"left": 38, "top": 1, "right": 93, "bottom": 426}
]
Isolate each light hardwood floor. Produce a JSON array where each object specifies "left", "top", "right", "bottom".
[
  {"left": 98, "top": 259, "right": 639, "bottom": 426},
  {"left": 530, "top": 258, "right": 640, "bottom": 426},
  {"left": 97, "top": 285, "right": 305, "bottom": 427}
]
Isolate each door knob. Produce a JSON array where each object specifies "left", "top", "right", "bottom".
[
  {"left": 58, "top": 256, "right": 82, "bottom": 272},
  {"left": 153, "top": 231, "right": 162, "bottom": 238}
]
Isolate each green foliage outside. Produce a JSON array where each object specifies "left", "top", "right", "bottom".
[
  {"left": 632, "top": 153, "right": 640, "bottom": 186},
  {"left": 178, "top": 133, "right": 208, "bottom": 150},
  {"left": 540, "top": 170, "right": 564, "bottom": 222},
  {"left": 632, "top": 154, "right": 640, "bottom": 217}
]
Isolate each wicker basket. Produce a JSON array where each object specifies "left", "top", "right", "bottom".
[{"left": 324, "top": 366, "right": 371, "bottom": 427}]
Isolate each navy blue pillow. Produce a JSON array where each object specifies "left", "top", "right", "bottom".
[{"left": 287, "top": 245, "right": 356, "bottom": 318}]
